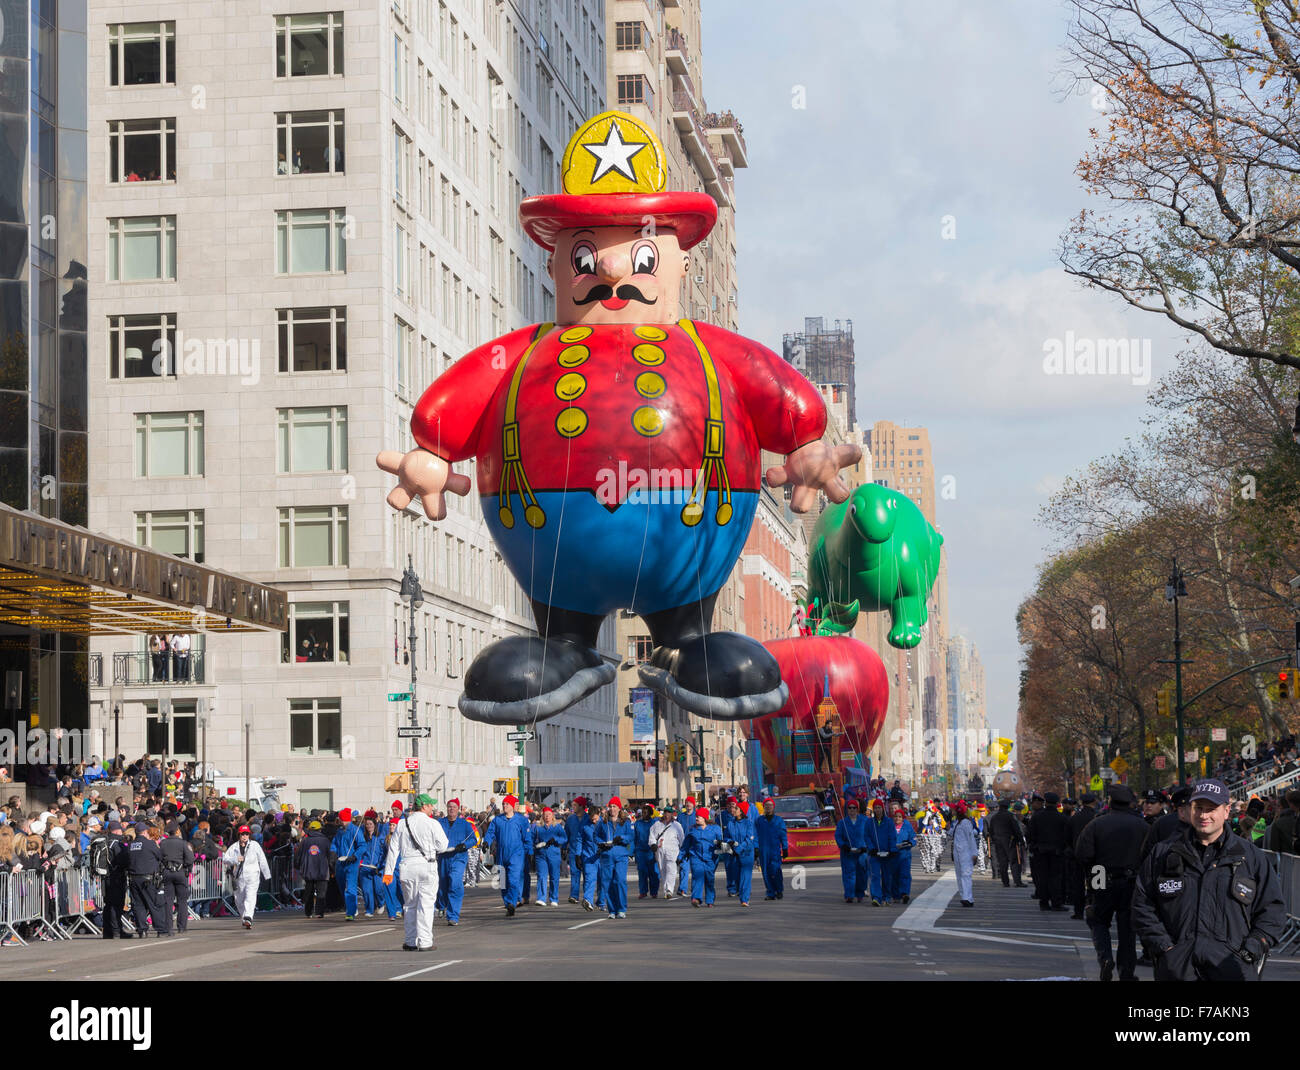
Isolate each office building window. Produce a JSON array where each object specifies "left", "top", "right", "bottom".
[
  {"left": 276, "top": 110, "right": 344, "bottom": 174},
  {"left": 283, "top": 602, "right": 350, "bottom": 663},
  {"left": 289, "top": 698, "right": 342, "bottom": 755},
  {"left": 616, "top": 75, "right": 651, "bottom": 109},
  {"left": 276, "top": 13, "right": 344, "bottom": 77},
  {"left": 108, "top": 22, "right": 176, "bottom": 85},
  {"left": 108, "top": 118, "right": 176, "bottom": 182},
  {"left": 107, "top": 216, "right": 176, "bottom": 282},
  {"left": 109, "top": 313, "right": 177, "bottom": 378},
  {"left": 277, "top": 406, "right": 348, "bottom": 473},
  {"left": 277, "top": 307, "right": 347, "bottom": 372},
  {"left": 614, "top": 21, "right": 643, "bottom": 51},
  {"left": 135, "top": 509, "right": 204, "bottom": 562},
  {"left": 134, "top": 411, "right": 204, "bottom": 478},
  {"left": 145, "top": 700, "right": 197, "bottom": 759},
  {"left": 278, "top": 506, "right": 349, "bottom": 567},
  {"left": 275, "top": 208, "right": 347, "bottom": 274}
]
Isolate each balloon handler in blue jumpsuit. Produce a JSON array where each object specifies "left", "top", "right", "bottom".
[
  {"left": 755, "top": 796, "right": 789, "bottom": 900},
  {"left": 677, "top": 797, "right": 698, "bottom": 898},
  {"left": 531, "top": 807, "right": 567, "bottom": 906},
  {"left": 356, "top": 814, "right": 387, "bottom": 916},
  {"left": 867, "top": 799, "right": 897, "bottom": 905},
  {"left": 483, "top": 794, "right": 533, "bottom": 917},
  {"left": 885, "top": 806, "right": 917, "bottom": 904},
  {"left": 330, "top": 809, "right": 366, "bottom": 920},
  {"left": 382, "top": 801, "right": 405, "bottom": 918},
  {"left": 724, "top": 799, "right": 757, "bottom": 906},
  {"left": 436, "top": 798, "right": 477, "bottom": 924},
  {"left": 633, "top": 803, "right": 660, "bottom": 899},
  {"left": 683, "top": 807, "right": 723, "bottom": 906},
  {"left": 565, "top": 797, "right": 591, "bottom": 904},
  {"left": 834, "top": 799, "right": 879, "bottom": 902},
  {"left": 579, "top": 806, "right": 604, "bottom": 912},
  {"left": 593, "top": 797, "right": 634, "bottom": 918},
  {"left": 719, "top": 797, "right": 740, "bottom": 896}
]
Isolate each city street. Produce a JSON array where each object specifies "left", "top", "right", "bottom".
[{"left": 6, "top": 863, "right": 1299, "bottom": 982}]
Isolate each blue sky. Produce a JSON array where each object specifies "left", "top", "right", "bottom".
[{"left": 702, "top": 0, "right": 1189, "bottom": 745}]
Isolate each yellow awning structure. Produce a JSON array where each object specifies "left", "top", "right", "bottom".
[{"left": 0, "top": 504, "right": 286, "bottom": 636}]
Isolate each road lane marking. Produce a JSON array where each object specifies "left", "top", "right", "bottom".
[
  {"left": 336, "top": 927, "right": 394, "bottom": 942},
  {"left": 567, "top": 918, "right": 605, "bottom": 930},
  {"left": 137, "top": 974, "right": 173, "bottom": 981},
  {"left": 390, "top": 959, "right": 461, "bottom": 980},
  {"left": 942, "top": 927, "right": 1089, "bottom": 941}
]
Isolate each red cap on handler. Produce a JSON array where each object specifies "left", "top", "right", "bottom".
[
  {"left": 739, "top": 801, "right": 750, "bottom": 816},
  {"left": 238, "top": 825, "right": 251, "bottom": 834},
  {"left": 684, "top": 796, "right": 696, "bottom": 805},
  {"left": 696, "top": 807, "right": 710, "bottom": 822},
  {"left": 502, "top": 794, "right": 519, "bottom": 808},
  {"left": 608, "top": 796, "right": 622, "bottom": 808},
  {"left": 573, "top": 796, "right": 588, "bottom": 807},
  {"left": 339, "top": 808, "right": 352, "bottom": 824},
  {"left": 448, "top": 798, "right": 460, "bottom": 808},
  {"left": 543, "top": 807, "right": 553, "bottom": 813},
  {"left": 391, "top": 800, "right": 403, "bottom": 811}
]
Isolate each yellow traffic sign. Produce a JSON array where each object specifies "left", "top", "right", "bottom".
[
  {"left": 1089, "top": 774, "right": 1104, "bottom": 792},
  {"left": 1108, "top": 756, "right": 1128, "bottom": 775}
]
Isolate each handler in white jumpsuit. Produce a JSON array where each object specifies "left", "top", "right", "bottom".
[
  {"left": 384, "top": 793, "right": 448, "bottom": 951},
  {"left": 951, "top": 804, "right": 979, "bottom": 907},
  {"left": 223, "top": 825, "right": 271, "bottom": 928},
  {"left": 649, "top": 807, "right": 685, "bottom": 899}
]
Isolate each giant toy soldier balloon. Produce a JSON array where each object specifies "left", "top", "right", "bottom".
[{"left": 379, "top": 111, "right": 859, "bottom": 726}]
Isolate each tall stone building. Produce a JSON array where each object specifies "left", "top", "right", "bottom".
[
  {"left": 782, "top": 317, "right": 856, "bottom": 429},
  {"left": 84, "top": 0, "right": 630, "bottom": 811}
]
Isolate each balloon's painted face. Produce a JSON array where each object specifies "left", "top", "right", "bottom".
[{"left": 549, "top": 225, "right": 688, "bottom": 326}]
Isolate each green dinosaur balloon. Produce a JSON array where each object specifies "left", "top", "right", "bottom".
[{"left": 805, "top": 483, "right": 943, "bottom": 648}]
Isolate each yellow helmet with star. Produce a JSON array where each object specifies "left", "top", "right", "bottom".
[{"left": 520, "top": 110, "right": 717, "bottom": 251}]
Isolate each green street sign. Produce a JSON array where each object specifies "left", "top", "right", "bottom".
[
  {"left": 687, "top": 764, "right": 703, "bottom": 771},
  {"left": 388, "top": 692, "right": 412, "bottom": 702}
]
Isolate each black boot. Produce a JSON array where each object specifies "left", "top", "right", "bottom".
[
  {"left": 459, "top": 602, "right": 615, "bottom": 724},
  {"left": 636, "top": 595, "right": 787, "bottom": 719}
]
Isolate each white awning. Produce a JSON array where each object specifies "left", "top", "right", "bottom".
[{"left": 526, "top": 762, "right": 645, "bottom": 789}]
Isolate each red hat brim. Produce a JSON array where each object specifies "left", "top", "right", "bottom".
[{"left": 520, "top": 192, "right": 718, "bottom": 252}]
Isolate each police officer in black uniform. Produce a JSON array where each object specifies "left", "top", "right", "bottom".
[
  {"left": 1133, "top": 778, "right": 1287, "bottom": 981},
  {"left": 1141, "top": 784, "right": 1191, "bottom": 860},
  {"left": 294, "top": 818, "right": 332, "bottom": 918},
  {"left": 126, "top": 825, "right": 166, "bottom": 937},
  {"left": 1027, "top": 792, "right": 1069, "bottom": 910},
  {"left": 988, "top": 799, "right": 1026, "bottom": 887},
  {"left": 1065, "top": 792, "right": 1098, "bottom": 919},
  {"left": 159, "top": 820, "right": 195, "bottom": 933},
  {"left": 1075, "top": 784, "right": 1148, "bottom": 981},
  {"left": 1140, "top": 788, "right": 1166, "bottom": 826},
  {"left": 99, "top": 821, "right": 131, "bottom": 939},
  {"left": 1024, "top": 793, "right": 1045, "bottom": 898}
]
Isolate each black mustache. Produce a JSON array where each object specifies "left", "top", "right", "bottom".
[{"left": 573, "top": 284, "right": 658, "bottom": 305}]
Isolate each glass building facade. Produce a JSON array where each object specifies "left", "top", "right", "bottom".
[{"left": 0, "top": 0, "right": 88, "bottom": 750}]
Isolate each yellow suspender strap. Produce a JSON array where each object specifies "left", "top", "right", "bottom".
[
  {"left": 677, "top": 319, "right": 732, "bottom": 527},
  {"left": 498, "top": 322, "right": 554, "bottom": 530}
]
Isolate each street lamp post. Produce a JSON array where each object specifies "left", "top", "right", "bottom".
[
  {"left": 243, "top": 701, "right": 254, "bottom": 806},
  {"left": 399, "top": 555, "right": 424, "bottom": 806},
  {"left": 1165, "top": 559, "right": 1190, "bottom": 785}
]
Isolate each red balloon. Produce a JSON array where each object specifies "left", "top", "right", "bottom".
[{"left": 751, "top": 637, "right": 889, "bottom": 772}]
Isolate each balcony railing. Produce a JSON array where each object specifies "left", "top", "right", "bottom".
[
  {"left": 112, "top": 650, "right": 207, "bottom": 686},
  {"left": 89, "top": 653, "right": 103, "bottom": 687}
]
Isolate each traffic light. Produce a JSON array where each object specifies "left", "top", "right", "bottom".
[
  {"left": 1156, "top": 686, "right": 1171, "bottom": 718},
  {"left": 1279, "top": 671, "right": 1300, "bottom": 700},
  {"left": 493, "top": 778, "right": 518, "bottom": 796}
]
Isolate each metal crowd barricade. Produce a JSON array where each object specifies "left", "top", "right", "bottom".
[
  {"left": 54, "top": 867, "right": 100, "bottom": 937},
  {"left": 187, "top": 857, "right": 226, "bottom": 918},
  {"left": 0, "top": 869, "right": 62, "bottom": 944},
  {"left": 267, "top": 854, "right": 302, "bottom": 908},
  {"left": 1267, "top": 850, "right": 1300, "bottom": 955}
]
